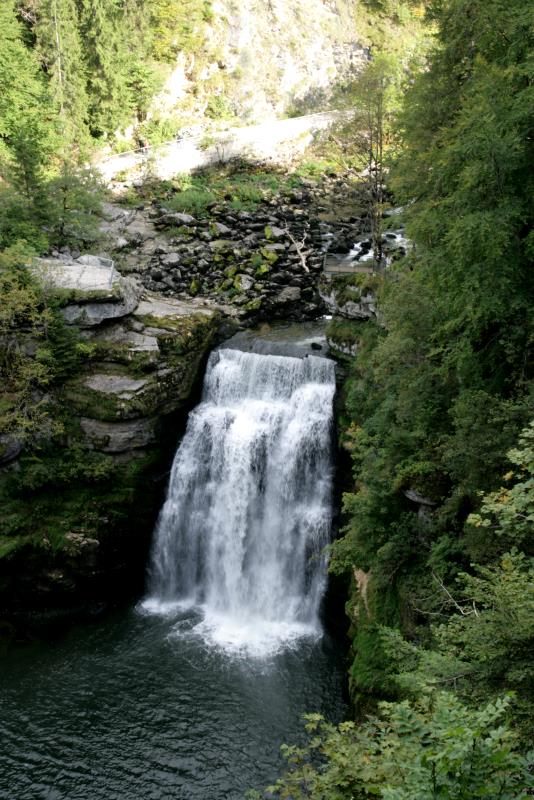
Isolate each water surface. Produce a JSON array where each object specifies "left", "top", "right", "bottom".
[{"left": 0, "top": 607, "right": 346, "bottom": 800}]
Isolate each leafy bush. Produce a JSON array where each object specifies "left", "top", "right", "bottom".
[
  {"left": 265, "top": 694, "right": 534, "bottom": 799},
  {"left": 166, "top": 188, "right": 216, "bottom": 216},
  {"left": 205, "top": 95, "right": 234, "bottom": 120}
]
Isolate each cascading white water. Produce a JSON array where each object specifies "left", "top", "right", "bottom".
[{"left": 143, "top": 347, "right": 336, "bottom": 656}]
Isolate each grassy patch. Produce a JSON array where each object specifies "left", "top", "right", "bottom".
[{"left": 122, "top": 163, "right": 317, "bottom": 215}]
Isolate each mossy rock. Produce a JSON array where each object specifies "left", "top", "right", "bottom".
[
  {"left": 260, "top": 247, "right": 278, "bottom": 264},
  {"left": 243, "top": 298, "right": 262, "bottom": 312}
]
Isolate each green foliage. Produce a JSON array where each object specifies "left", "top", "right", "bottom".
[
  {"left": 149, "top": 0, "right": 213, "bottom": 63},
  {"left": 205, "top": 95, "right": 234, "bottom": 120},
  {"left": 0, "top": 1, "right": 56, "bottom": 195},
  {"left": 0, "top": 252, "right": 54, "bottom": 438},
  {"left": 166, "top": 187, "right": 216, "bottom": 216},
  {"left": 11, "top": 443, "right": 116, "bottom": 493},
  {"left": 378, "top": 551, "right": 534, "bottom": 742},
  {"left": 467, "top": 423, "right": 534, "bottom": 554},
  {"left": 35, "top": 0, "right": 91, "bottom": 148},
  {"left": 268, "top": 693, "right": 533, "bottom": 799},
  {"left": 0, "top": 162, "right": 103, "bottom": 256},
  {"left": 78, "top": 0, "right": 133, "bottom": 136},
  {"left": 137, "top": 114, "right": 184, "bottom": 147},
  {"left": 334, "top": 0, "right": 534, "bottom": 584},
  {"left": 434, "top": 553, "right": 534, "bottom": 734},
  {"left": 327, "top": 0, "right": 534, "bottom": 767},
  {"left": 39, "top": 164, "right": 103, "bottom": 246},
  {"left": 130, "top": 163, "right": 308, "bottom": 218},
  {"left": 0, "top": 187, "right": 50, "bottom": 253},
  {"left": 0, "top": 241, "right": 96, "bottom": 440}
]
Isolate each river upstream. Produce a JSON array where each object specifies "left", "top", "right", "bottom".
[{"left": 0, "top": 321, "right": 347, "bottom": 799}]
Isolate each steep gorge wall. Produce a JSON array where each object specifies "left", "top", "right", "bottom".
[
  {"left": 156, "top": 0, "right": 368, "bottom": 122},
  {"left": 0, "top": 262, "right": 223, "bottom": 614}
]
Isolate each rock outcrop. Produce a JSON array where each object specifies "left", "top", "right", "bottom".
[
  {"left": 319, "top": 273, "right": 381, "bottom": 322},
  {"left": 155, "top": 0, "right": 368, "bottom": 122},
  {"left": 0, "top": 258, "right": 223, "bottom": 612}
]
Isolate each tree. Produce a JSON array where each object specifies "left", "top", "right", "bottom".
[
  {"left": 34, "top": 0, "right": 90, "bottom": 149},
  {"left": 351, "top": 54, "right": 402, "bottom": 264},
  {"left": 121, "top": 0, "right": 160, "bottom": 125},
  {"left": 41, "top": 163, "right": 103, "bottom": 246},
  {"left": 0, "top": 243, "right": 55, "bottom": 439},
  {"left": 468, "top": 422, "right": 534, "bottom": 554},
  {"left": 330, "top": 0, "right": 533, "bottom": 726},
  {"left": 78, "top": 0, "right": 132, "bottom": 136},
  {"left": 149, "top": 0, "right": 213, "bottom": 63},
  {"left": 266, "top": 693, "right": 534, "bottom": 799},
  {"left": 0, "top": 0, "right": 54, "bottom": 196}
]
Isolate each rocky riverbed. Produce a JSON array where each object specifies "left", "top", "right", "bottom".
[{"left": 97, "top": 170, "right": 377, "bottom": 322}]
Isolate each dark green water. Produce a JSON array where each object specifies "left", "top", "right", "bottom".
[{"left": 0, "top": 606, "right": 346, "bottom": 800}]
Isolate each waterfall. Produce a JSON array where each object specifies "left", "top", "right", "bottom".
[{"left": 143, "top": 347, "right": 336, "bottom": 656}]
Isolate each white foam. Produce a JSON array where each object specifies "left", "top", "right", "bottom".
[
  {"left": 173, "top": 610, "right": 322, "bottom": 659},
  {"left": 138, "top": 597, "right": 195, "bottom": 617}
]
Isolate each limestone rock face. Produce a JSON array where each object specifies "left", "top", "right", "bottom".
[
  {"left": 276, "top": 286, "right": 302, "bottom": 304},
  {"left": 155, "top": 0, "right": 368, "bottom": 122},
  {"left": 61, "top": 276, "right": 142, "bottom": 327},
  {"left": 321, "top": 290, "right": 378, "bottom": 320},
  {"left": 80, "top": 417, "right": 158, "bottom": 453},
  {"left": 0, "top": 259, "right": 222, "bottom": 611},
  {"left": 318, "top": 277, "right": 380, "bottom": 322},
  {"left": 32, "top": 255, "right": 143, "bottom": 328},
  {"left": 64, "top": 292, "right": 221, "bottom": 423},
  {"left": 32, "top": 255, "right": 118, "bottom": 297}
]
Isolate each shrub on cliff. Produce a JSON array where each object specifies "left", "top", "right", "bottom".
[{"left": 265, "top": 694, "right": 533, "bottom": 800}]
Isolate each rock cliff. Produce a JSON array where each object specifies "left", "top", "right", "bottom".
[
  {"left": 156, "top": 0, "right": 368, "bottom": 122},
  {"left": 0, "top": 258, "right": 223, "bottom": 613}
]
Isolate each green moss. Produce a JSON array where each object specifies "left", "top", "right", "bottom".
[
  {"left": 260, "top": 247, "right": 278, "bottom": 264},
  {"left": 166, "top": 188, "right": 216, "bottom": 217},
  {"left": 243, "top": 298, "right": 262, "bottom": 312},
  {"left": 0, "top": 536, "right": 27, "bottom": 559},
  {"left": 90, "top": 340, "right": 156, "bottom": 373},
  {"left": 326, "top": 318, "right": 365, "bottom": 347},
  {"left": 47, "top": 282, "right": 123, "bottom": 307}
]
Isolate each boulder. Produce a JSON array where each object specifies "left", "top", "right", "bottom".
[
  {"left": 160, "top": 211, "right": 196, "bottom": 226},
  {"left": 125, "top": 217, "right": 157, "bottom": 243},
  {"left": 61, "top": 276, "right": 142, "bottom": 328},
  {"left": 403, "top": 488, "right": 436, "bottom": 507},
  {"left": 160, "top": 252, "right": 180, "bottom": 266},
  {"left": 235, "top": 274, "right": 255, "bottom": 292},
  {"left": 32, "top": 255, "right": 118, "bottom": 300},
  {"left": 213, "top": 222, "right": 233, "bottom": 235},
  {"left": 275, "top": 286, "right": 302, "bottom": 304},
  {"left": 84, "top": 374, "right": 148, "bottom": 398}
]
